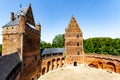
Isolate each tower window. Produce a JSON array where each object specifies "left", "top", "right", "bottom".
[
  {"left": 77, "top": 42, "right": 79, "bottom": 46},
  {"left": 31, "top": 78, "right": 34, "bottom": 80},
  {"left": 23, "top": 63, "right": 26, "bottom": 66},
  {"left": 77, "top": 34, "right": 79, "bottom": 38},
  {"left": 69, "top": 34, "right": 71, "bottom": 37},
  {"left": 77, "top": 51, "right": 80, "bottom": 55},
  {"left": 32, "top": 41, "right": 35, "bottom": 45}
]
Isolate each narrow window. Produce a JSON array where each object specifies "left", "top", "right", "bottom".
[
  {"left": 77, "top": 42, "right": 79, "bottom": 46},
  {"left": 23, "top": 63, "right": 26, "bottom": 66},
  {"left": 77, "top": 51, "right": 80, "bottom": 55},
  {"left": 32, "top": 41, "right": 35, "bottom": 45},
  {"left": 31, "top": 78, "right": 34, "bottom": 80},
  {"left": 69, "top": 34, "right": 71, "bottom": 37},
  {"left": 77, "top": 34, "right": 79, "bottom": 38}
]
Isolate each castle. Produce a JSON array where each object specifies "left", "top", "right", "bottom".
[{"left": 1, "top": 4, "right": 120, "bottom": 80}]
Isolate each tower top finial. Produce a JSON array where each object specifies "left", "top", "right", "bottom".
[
  {"left": 20, "top": 4, "right": 22, "bottom": 8},
  {"left": 70, "top": 15, "right": 76, "bottom": 22},
  {"left": 29, "top": 3, "right": 31, "bottom": 7}
]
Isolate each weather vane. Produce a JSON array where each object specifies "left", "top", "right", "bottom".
[{"left": 20, "top": 4, "right": 22, "bottom": 8}]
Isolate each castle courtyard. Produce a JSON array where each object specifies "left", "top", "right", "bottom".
[{"left": 39, "top": 65, "right": 120, "bottom": 80}]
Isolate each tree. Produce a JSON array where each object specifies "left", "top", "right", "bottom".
[
  {"left": 83, "top": 37, "right": 120, "bottom": 56},
  {"left": 40, "top": 41, "right": 52, "bottom": 49},
  {"left": 52, "top": 34, "right": 64, "bottom": 48}
]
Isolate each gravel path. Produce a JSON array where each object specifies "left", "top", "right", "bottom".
[{"left": 39, "top": 64, "right": 120, "bottom": 80}]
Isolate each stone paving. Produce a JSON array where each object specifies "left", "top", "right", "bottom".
[{"left": 39, "top": 64, "right": 120, "bottom": 80}]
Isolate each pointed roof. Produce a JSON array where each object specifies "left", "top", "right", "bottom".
[
  {"left": 66, "top": 16, "right": 82, "bottom": 33},
  {"left": 70, "top": 15, "right": 77, "bottom": 23},
  {"left": 3, "top": 4, "right": 33, "bottom": 27}
]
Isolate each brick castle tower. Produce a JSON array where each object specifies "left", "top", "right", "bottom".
[
  {"left": 65, "top": 16, "right": 83, "bottom": 66},
  {"left": 2, "top": 4, "right": 41, "bottom": 80}
]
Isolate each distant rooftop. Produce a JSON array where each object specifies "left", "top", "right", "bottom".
[
  {"left": 41, "top": 48, "right": 65, "bottom": 56},
  {"left": 0, "top": 52, "right": 21, "bottom": 80},
  {"left": 3, "top": 6, "right": 29, "bottom": 27}
]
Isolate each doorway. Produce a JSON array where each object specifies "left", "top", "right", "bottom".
[{"left": 74, "top": 61, "right": 77, "bottom": 66}]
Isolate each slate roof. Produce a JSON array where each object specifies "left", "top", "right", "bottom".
[
  {"left": 17, "top": 7, "right": 28, "bottom": 16},
  {"left": 3, "top": 7, "right": 28, "bottom": 27},
  {"left": 0, "top": 52, "right": 21, "bottom": 80},
  {"left": 3, "top": 16, "right": 19, "bottom": 27},
  {"left": 41, "top": 48, "right": 65, "bottom": 56}
]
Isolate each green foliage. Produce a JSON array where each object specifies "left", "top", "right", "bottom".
[
  {"left": 41, "top": 34, "right": 120, "bottom": 56},
  {"left": 83, "top": 37, "right": 120, "bottom": 56},
  {"left": 0, "top": 44, "right": 2, "bottom": 56},
  {"left": 40, "top": 41, "right": 52, "bottom": 49},
  {"left": 63, "top": 51, "right": 66, "bottom": 58},
  {"left": 52, "top": 34, "right": 64, "bottom": 48}
]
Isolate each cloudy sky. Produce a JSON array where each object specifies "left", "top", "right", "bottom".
[{"left": 0, "top": 0, "right": 120, "bottom": 44}]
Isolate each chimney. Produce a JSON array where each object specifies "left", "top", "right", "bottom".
[
  {"left": 11, "top": 12, "right": 14, "bottom": 21},
  {"left": 19, "top": 15, "right": 26, "bottom": 32}
]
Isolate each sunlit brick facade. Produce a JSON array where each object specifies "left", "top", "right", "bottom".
[{"left": 65, "top": 16, "right": 84, "bottom": 65}]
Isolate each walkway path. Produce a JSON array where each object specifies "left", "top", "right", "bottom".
[{"left": 39, "top": 64, "right": 120, "bottom": 80}]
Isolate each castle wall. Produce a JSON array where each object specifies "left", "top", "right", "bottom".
[
  {"left": 84, "top": 54, "right": 120, "bottom": 74},
  {"left": 2, "top": 25, "right": 21, "bottom": 55},
  {"left": 41, "top": 53, "right": 65, "bottom": 75},
  {"left": 22, "top": 25, "right": 40, "bottom": 80}
]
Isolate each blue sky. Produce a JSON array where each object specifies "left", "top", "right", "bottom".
[{"left": 0, "top": 0, "right": 120, "bottom": 44}]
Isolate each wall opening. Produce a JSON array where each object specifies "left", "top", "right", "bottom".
[
  {"left": 74, "top": 61, "right": 77, "bottom": 66},
  {"left": 88, "top": 63, "right": 98, "bottom": 68},
  {"left": 107, "top": 62, "right": 116, "bottom": 72},
  {"left": 77, "top": 51, "right": 80, "bottom": 55},
  {"left": 52, "top": 59, "right": 55, "bottom": 70},
  {"left": 57, "top": 58, "right": 60, "bottom": 68},
  {"left": 98, "top": 62, "right": 103, "bottom": 69},
  {"left": 31, "top": 78, "right": 34, "bottom": 80},
  {"left": 42, "top": 67, "right": 46, "bottom": 75},
  {"left": 47, "top": 61, "right": 50, "bottom": 72}
]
